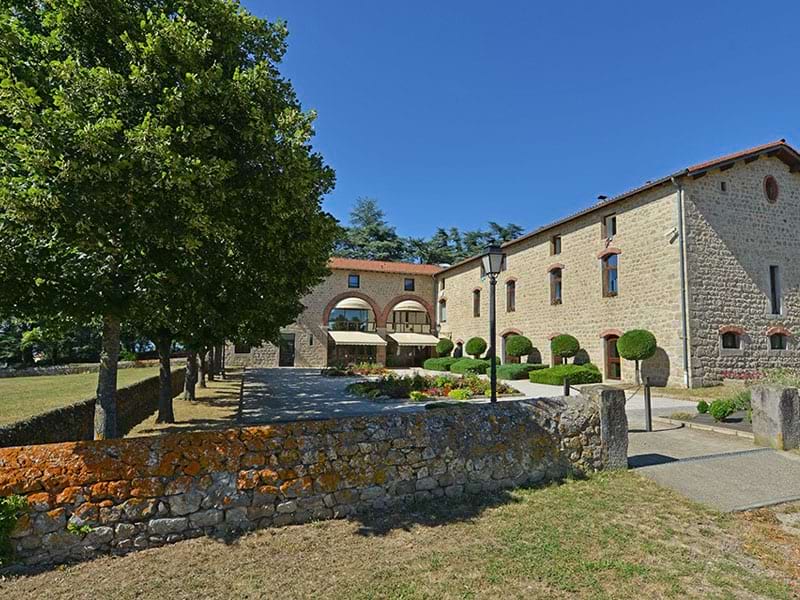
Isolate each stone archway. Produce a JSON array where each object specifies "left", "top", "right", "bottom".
[
  {"left": 322, "top": 291, "right": 383, "bottom": 326},
  {"left": 500, "top": 328, "right": 523, "bottom": 363},
  {"left": 379, "top": 294, "right": 435, "bottom": 329}
]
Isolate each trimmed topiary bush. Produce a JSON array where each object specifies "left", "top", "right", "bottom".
[
  {"left": 450, "top": 358, "right": 490, "bottom": 375},
  {"left": 465, "top": 337, "right": 487, "bottom": 359},
  {"left": 529, "top": 363, "right": 601, "bottom": 385},
  {"left": 422, "top": 357, "right": 461, "bottom": 371},
  {"left": 496, "top": 363, "right": 546, "bottom": 380},
  {"left": 505, "top": 335, "right": 533, "bottom": 361},
  {"left": 435, "top": 338, "right": 454, "bottom": 357},
  {"left": 617, "top": 329, "right": 657, "bottom": 384},
  {"left": 551, "top": 334, "right": 580, "bottom": 362},
  {"left": 697, "top": 400, "right": 709, "bottom": 414}
]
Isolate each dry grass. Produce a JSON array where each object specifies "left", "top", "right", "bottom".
[
  {"left": 0, "top": 472, "right": 794, "bottom": 600},
  {"left": 0, "top": 368, "right": 160, "bottom": 426},
  {"left": 127, "top": 370, "right": 242, "bottom": 437},
  {"left": 650, "top": 383, "right": 745, "bottom": 402}
]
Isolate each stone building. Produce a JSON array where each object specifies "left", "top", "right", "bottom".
[
  {"left": 226, "top": 257, "right": 441, "bottom": 368},
  {"left": 437, "top": 140, "right": 800, "bottom": 386}
]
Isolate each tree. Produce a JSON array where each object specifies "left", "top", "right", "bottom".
[
  {"left": 551, "top": 335, "right": 580, "bottom": 363},
  {"left": 436, "top": 338, "right": 454, "bottom": 357},
  {"left": 617, "top": 330, "right": 657, "bottom": 385},
  {"left": 0, "top": 1, "right": 337, "bottom": 434},
  {"left": 465, "top": 337, "right": 487, "bottom": 359},
  {"left": 505, "top": 335, "right": 533, "bottom": 362},
  {"left": 335, "top": 198, "right": 408, "bottom": 261}
]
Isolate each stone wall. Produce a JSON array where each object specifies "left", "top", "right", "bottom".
[
  {"left": 436, "top": 184, "right": 684, "bottom": 385},
  {"left": 0, "top": 359, "right": 164, "bottom": 379},
  {"left": 1, "top": 387, "right": 626, "bottom": 569},
  {"left": 684, "top": 157, "right": 800, "bottom": 384},
  {"left": 0, "top": 369, "right": 185, "bottom": 448}
]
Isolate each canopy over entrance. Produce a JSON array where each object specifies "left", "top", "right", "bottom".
[
  {"left": 387, "top": 333, "right": 440, "bottom": 346},
  {"left": 327, "top": 331, "right": 387, "bottom": 346},
  {"left": 334, "top": 297, "right": 373, "bottom": 311},
  {"left": 391, "top": 299, "right": 427, "bottom": 312}
]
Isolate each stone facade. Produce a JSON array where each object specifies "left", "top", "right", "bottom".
[
  {"left": 684, "top": 156, "right": 800, "bottom": 384},
  {"left": 227, "top": 260, "right": 439, "bottom": 368},
  {"left": 437, "top": 144, "right": 800, "bottom": 387},
  {"left": 1, "top": 389, "right": 626, "bottom": 569}
]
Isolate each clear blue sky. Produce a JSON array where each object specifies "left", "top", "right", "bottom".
[{"left": 245, "top": 1, "right": 800, "bottom": 238}]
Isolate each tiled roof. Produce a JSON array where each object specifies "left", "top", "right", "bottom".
[
  {"left": 437, "top": 139, "right": 800, "bottom": 275},
  {"left": 329, "top": 257, "right": 442, "bottom": 276}
]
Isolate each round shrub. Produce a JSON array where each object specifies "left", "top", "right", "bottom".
[
  {"left": 697, "top": 400, "right": 709, "bottom": 414},
  {"left": 551, "top": 334, "right": 579, "bottom": 360},
  {"left": 436, "top": 338, "right": 454, "bottom": 357},
  {"left": 617, "top": 330, "right": 657, "bottom": 361},
  {"left": 505, "top": 335, "right": 533, "bottom": 359},
  {"left": 465, "top": 337, "right": 487, "bottom": 359},
  {"left": 708, "top": 398, "right": 736, "bottom": 422}
]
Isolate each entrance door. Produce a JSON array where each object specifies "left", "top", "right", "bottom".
[
  {"left": 279, "top": 333, "right": 295, "bottom": 367},
  {"left": 605, "top": 335, "right": 621, "bottom": 380}
]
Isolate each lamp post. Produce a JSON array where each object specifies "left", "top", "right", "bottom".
[{"left": 481, "top": 244, "right": 506, "bottom": 403}]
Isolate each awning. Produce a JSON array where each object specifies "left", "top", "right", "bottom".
[
  {"left": 328, "top": 331, "right": 387, "bottom": 346},
  {"left": 387, "top": 333, "right": 441, "bottom": 346},
  {"left": 334, "top": 297, "right": 372, "bottom": 311},
  {"left": 391, "top": 300, "right": 427, "bottom": 312}
]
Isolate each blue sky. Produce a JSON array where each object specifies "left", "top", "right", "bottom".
[{"left": 245, "top": 1, "right": 800, "bottom": 238}]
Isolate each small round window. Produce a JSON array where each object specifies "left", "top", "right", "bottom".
[{"left": 764, "top": 175, "right": 779, "bottom": 203}]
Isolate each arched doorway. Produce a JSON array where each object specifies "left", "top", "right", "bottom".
[
  {"left": 604, "top": 335, "right": 621, "bottom": 380},
  {"left": 385, "top": 298, "right": 437, "bottom": 367},
  {"left": 500, "top": 329, "right": 523, "bottom": 364}
]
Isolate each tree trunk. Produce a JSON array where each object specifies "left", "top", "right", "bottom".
[
  {"left": 155, "top": 334, "right": 175, "bottom": 423},
  {"left": 198, "top": 347, "right": 207, "bottom": 388},
  {"left": 213, "top": 344, "right": 223, "bottom": 379},
  {"left": 634, "top": 359, "right": 641, "bottom": 386},
  {"left": 183, "top": 351, "right": 198, "bottom": 402},
  {"left": 206, "top": 348, "right": 215, "bottom": 382},
  {"left": 94, "top": 314, "right": 120, "bottom": 439},
  {"left": 220, "top": 344, "right": 226, "bottom": 379}
]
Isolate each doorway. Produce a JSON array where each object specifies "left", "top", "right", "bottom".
[
  {"left": 279, "top": 333, "right": 296, "bottom": 367},
  {"left": 605, "top": 335, "right": 621, "bottom": 380}
]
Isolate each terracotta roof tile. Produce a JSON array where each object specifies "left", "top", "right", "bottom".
[{"left": 329, "top": 257, "right": 442, "bottom": 276}]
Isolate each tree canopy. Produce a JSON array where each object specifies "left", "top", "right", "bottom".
[{"left": 0, "top": 0, "right": 338, "bottom": 435}]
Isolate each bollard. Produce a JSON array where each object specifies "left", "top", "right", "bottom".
[
  {"left": 644, "top": 376, "right": 652, "bottom": 432},
  {"left": 563, "top": 376, "right": 570, "bottom": 396}
]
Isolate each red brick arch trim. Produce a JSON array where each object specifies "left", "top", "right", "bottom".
[
  {"left": 472, "top": 286, "right": 483, "bottom": 292},
  {"left": 719, "top": 325, "right": 746, "bottom": 336},
  {"left": 379, "top": 294, "right": 435, "bottom": 327},
  {"left": 546, "top": 263, "right": 565, "bottom": 273},
  {"left": 596, "top": 247, "right": 622, "bottom": 260},
  {"left": 767, "top": 325, "right": 791, "bottom": 337},
  {"left": 500, "top": 328, "right": 523, "bottom": 338},
  {"left": 504, "top": 276, "right": 518, "bottom": 283},
  {"left": 322, "top": 291, "right": 383, "bottom": 326},
  {"left": 455, "top": 339, "right": 464, "bottom": 345},
  {"left": 600, "top": 329, "right": 623, "bottom": 339},
  {"left": 547, "top": 332, "right": 561, "bottom": 340}
]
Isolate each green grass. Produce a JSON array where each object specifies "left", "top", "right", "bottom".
[
  {"left": 0, "top": 367, "right": 160, "bottom": 426},
  {"left": 2, "top": 472, "right": 793, "bottom": 599}
]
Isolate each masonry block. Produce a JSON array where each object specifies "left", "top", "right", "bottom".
[{"left": 751, "top": 385, "right": 800, "bottom": 451}]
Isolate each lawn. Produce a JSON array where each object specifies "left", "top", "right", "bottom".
[
  {"left": 0, "top": 367, "right": 161, "bottom": 426},
  {"left": 1, "top": 472, "right": 795, "bottom": 599},
  {"left": 127, "top": 370, "right": 241, "bottom": 437}
]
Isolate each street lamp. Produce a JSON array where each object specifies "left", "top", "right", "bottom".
[{"left": 481, "top": 244, "right": 506, "bottom": 402}]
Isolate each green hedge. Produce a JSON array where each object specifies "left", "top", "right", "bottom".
[
  {"left": 496, "top": 363, "right": 547, "bottom": 380},
  {"left": 529, "top": 363, "right": 602, "bottom": 385},
  {"left": 422, "top": 357, "right": 461, "bottom": 371},
  {"left": 450, "top": 358, "right": 489, "bottom": 375}
]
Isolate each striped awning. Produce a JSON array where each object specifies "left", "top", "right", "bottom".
[
  {"left": 327, "top": 331, "right": 387, "bottom": 346},
  {"left": 391, "top": 300, "right": 427, "bottom": 312},
  {"left": 387, "top": 333, "right": 441, "bottom": 346},
  {"left": 334, "top": 297, "right": 372, "bottom": 311}
]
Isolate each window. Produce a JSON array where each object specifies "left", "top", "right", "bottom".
[
  {"left": 551, "top": 235, "right": 562, "bottom": 255},
  {"left": 769, "top": 265, "right": 781, "bottom": 314},
  {"left": 233, "top": 343, "right": 251, "bottom": 354},
  {"left": 473, "top": 289, "right": 481, "bottom": 317},
  {"left": 439, "top": 299, "right": 447, "bottom": 323},
  {"left": 348, "top": 274, "right": 360, "bottom": 288},
  {"left": 602, "top": 254, "right": 618, "bottom": 297},
  {"left": 770, "top": 334, "right": 788, "bottom": 350},
  {"left": 764, "top": 175, "right": 779, "bottom": 203},
  {"left": 602, "top": 214, "right": 617, "bottom": 239},
  {"left": 440, "top": 278, "right": 445, "bottom": 291},
  {"left": 550, "top": 268, "right": 563, "bottom": 305},
  {"left": 720, "top": 181, "right": 727, "bottom": 193},
  {"left": 329, "top": 308, "right": 375, "bottom": 332},
  {"left": 506, "top": 280, "right": 516, "bottom": 312},
  {"left": 721, "top": 332, "right": 740, "bottom": 349},
  {"left": 404, "top": 278, "right": 415, "bottom": 292}
]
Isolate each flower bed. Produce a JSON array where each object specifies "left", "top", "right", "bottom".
[
  {"left": 321, "top": 362, "right": 389, "bottom": 377},
  {"left": 346, "top": 373, "right": 516, "bottom": 402}
]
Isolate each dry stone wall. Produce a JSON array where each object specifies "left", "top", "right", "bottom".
[{"left": 1, "top": 387, "right": 626, "bottom": 569}]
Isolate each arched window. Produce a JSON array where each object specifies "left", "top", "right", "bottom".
[
  {"left": 506, "top": 280, "right": 516, "bottom": 312},
  {"left": 550, "top": 268, "right": 562, "bottom": 305},
  {"left": 473, "top": 289, "right": 481, "bottom": 317},
  {"left": 770, "top": 333, "right": 788, "bottom": 350},
  {"left": 602, "top": 254, "right": 618, "bottom": 297},
  {"left": 438, "top": 299, "right": 447, "bottom": 323}
]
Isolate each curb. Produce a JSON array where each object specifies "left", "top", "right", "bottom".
[{"left": 653, "top": 416, "right": 755, "bottom": 440}]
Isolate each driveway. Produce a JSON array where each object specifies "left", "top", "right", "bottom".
[{"left": 239, "top": 368, "right": 424, "bottom": 423}]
